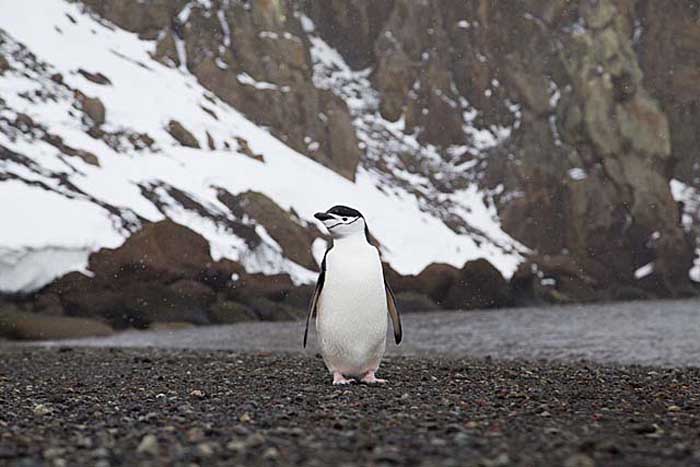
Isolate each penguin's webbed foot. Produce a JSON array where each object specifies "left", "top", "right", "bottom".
[
  {"left": 360, "top": 371, "right": 386, "bottom": 384},
  {"left": 332, "top": 372, "right": 355, "bottom": 385}
]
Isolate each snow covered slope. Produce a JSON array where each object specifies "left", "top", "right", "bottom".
[{"left": 0, "top": 0, "right": 525, "bottom": 293}]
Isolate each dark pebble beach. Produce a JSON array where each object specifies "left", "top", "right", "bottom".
[{"left": 1, "top": 347, "right": 699, "bottom": 467}]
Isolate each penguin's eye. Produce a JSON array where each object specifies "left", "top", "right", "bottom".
[{"left": 343, "top": 217, "right": 348, "bottom": 221}]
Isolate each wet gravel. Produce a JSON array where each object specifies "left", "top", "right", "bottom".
[{"left": 1, "top": 347, "right": 699, "bottom": 467}]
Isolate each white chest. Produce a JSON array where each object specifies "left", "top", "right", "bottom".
[{"left": 315, "top": 237, "right": 388, "bottom": 375}]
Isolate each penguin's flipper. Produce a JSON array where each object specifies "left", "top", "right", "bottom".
[
  {"left": 385, "top": 280, "right": 402, "bottom": 344},
  {"left": 303, "top": 246, "right": 331, "bottom": 348}
]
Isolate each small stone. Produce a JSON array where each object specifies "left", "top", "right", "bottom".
[
  {"left": 196, "top": 442, "right": 215, "bottom": 457},
  {"left": 246, "top": 433, "right": 265, "bottom": 447},
  {"left": 226, "top": 440, "right": 246, "bottom": 452},
  {"left": 137, "top": 434, "right": 159, "bottom": 456},
  {"left": 92, "top": 447, "right": 110, "bottom": 458},
  {"left": 262, "top": 447, "right": 279, "bottom": 459},
  {"left": 33, "top": 404, "right": 52, "bottom": 416},
  {"left": 483, "top": 453, "right": 510, "bottom": 467},
  {"left": 631, "top": 423, "right": 657, "bottom": 435},
  {"left": 43, "top": 448, "right": 65, "bottom": 459},
  {"left": 239, "top": 412, "right": 252, "bottom": 423},
  {"left": 453, "top": 432, "right": 471, "bottom": 445},
  {"left": 186, "top": 427, "right": 206, "bottom": 443},
  {"left": 667, "top": 405, "right": 681, "bottom": 412},
  {"left": 564, "top": 453, "right": 595, "bottom": 467},
  {"left": 190, "top": 389, "right": 206, "bottom": 399}
]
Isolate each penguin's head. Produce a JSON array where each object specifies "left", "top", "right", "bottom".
[{"left": 314, "top": 205, "right": 367, "bottom": 239}]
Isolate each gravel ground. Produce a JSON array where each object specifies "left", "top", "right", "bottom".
[{"left": 1, "top": 347, "right": 699, "bottom": 467}]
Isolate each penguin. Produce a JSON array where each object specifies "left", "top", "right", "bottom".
[{"left": 303, "top": 205, "right": 402, "bottom": 385}]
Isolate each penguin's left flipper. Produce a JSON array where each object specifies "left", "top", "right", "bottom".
[
  {"left": 303, "top": 246, "right": 331, "bottom": 348},
  {"left": 385, "top": 280, "right": 402, "bottom": 344}
]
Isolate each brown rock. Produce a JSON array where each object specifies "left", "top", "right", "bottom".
[
  {"left": 443, "top": 259, "right": 512, "bottom": 310},
  {"left": 208, "top": 300, "right": 256, "bottom": 324},
  {"left": 233, "top": 137, "right": 264, "bottom": 162},
  {"left": 0, "top": 54, "right": 10, "bottom": 75},
  {"left": 120, "top": 282, "right": 210, "bottom": 325},
  {"left": 302, "top": 0, "right": 394, "bottom": 69},
  {"left": 245, "top": 297, "right": 303, "bottom": 322},
  {"left": 33, "top": 293, "right": 64, "bottom": 316},
  {"left": 167, "top": 120, "right": 200, "bottom": 148},
  {"left": 279, "top": 284, "right": 314, "bottom": 310},
  {"left": 0, "top": 308, "right": 113, "bottom": 341},
  {"left": 226, "top": 273, "right": 295, "bottom": 303},
  {"left": 77, "top": 69, "right": 112, "bottom": 85},
  {"left": 415, "top": 263, "right": 460, "bottom": 305},
  {"left": 75, "top": 91, "right": 106, "bottom": 126},
  {"left": 218, "top": 190, "right": 320, "bottom": 271},
  {"left": 168, "top": 279, "right": 216, "bottom": 308},
  {"left": 88, "top": 220, "right": 213, "bottom": 284},
  {"left": 60, "top": 289, "right": 132, "bottom": 327},
  {"left": 395, "top": 292, "right": 439, "bottom": 313},
  {"left": 80, "top": 0, "right": 187, "bottom": 37}
]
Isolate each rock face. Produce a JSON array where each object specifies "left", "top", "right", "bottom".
[{"left": 305, "top": 0, "right": 695, "bottom": 299}]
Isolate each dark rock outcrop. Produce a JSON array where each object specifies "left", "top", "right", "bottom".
[
  {"left": 443, "top": 259, "right": 512, "bottom": 310},
  {"left": 218, "top": 190, "right": 322, "bottom": 271}
]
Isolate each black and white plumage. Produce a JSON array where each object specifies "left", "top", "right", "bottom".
[{"left": 304, "top": 205, "right": 402, "bottom": 385}]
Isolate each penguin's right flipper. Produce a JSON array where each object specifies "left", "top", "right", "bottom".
[
  {"left": 303, "top": 245, "right": 331, "bottom": 348},
  {"left": 385, "top": 280, "right": 402, "bottom": 344}
]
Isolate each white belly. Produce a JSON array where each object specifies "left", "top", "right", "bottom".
[{"left": 316, "top": 242, "right": 387, "bottom": 376}]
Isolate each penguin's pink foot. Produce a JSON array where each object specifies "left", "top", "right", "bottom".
[
  {"left": 360, "top": 371, "right": 386, "bottom": 384},
  {"left": 332, "top": 373, "right": 355, "bottom": 385}
]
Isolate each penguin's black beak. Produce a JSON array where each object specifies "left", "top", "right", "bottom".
[{"left": 314, "top": 212, "right": 333, "bottom": 222}]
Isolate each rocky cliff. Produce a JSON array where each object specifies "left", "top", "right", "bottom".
[{"left": 0, "top": 0, "right": 698, "bottom": 335}]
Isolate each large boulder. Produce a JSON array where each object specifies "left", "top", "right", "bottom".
[
  {"left": 443, "top": 259, "right": 512, "bottom": 310},
  {"left": 384, "top": 262, "right": 460, "bottom": 308},
  {"left": 88, "top": 220, "right": 214, "bottom": 284},
  {"left": 414, "top": 263, "right": 460, "bottom": 305}
]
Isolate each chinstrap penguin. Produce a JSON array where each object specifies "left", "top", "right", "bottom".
[{"left": 304, "top": 205, "right": 402, "bottom": 385}]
